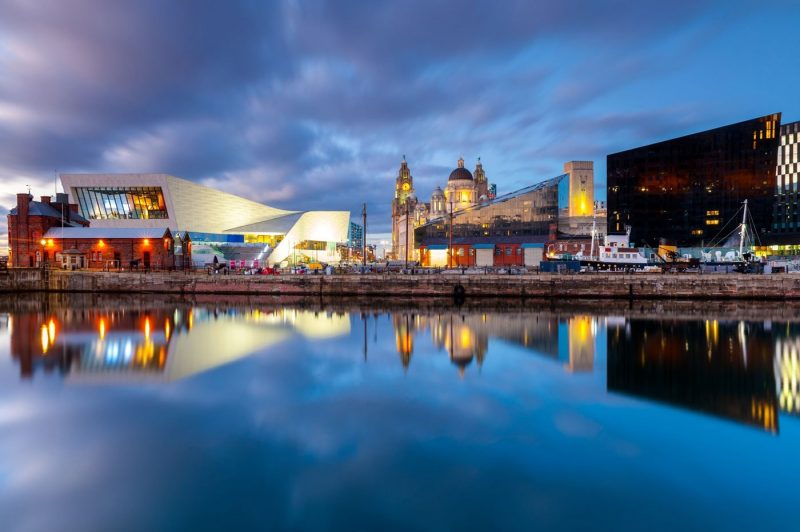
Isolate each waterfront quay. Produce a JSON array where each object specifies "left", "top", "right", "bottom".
[{"left": 4, "top": 268, "right": 800, "bottom": 299}]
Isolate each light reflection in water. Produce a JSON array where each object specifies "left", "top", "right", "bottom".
[
  {"left": 8, "top": 305, "right": 800, "bottom": 433},
  {"left": 9, "top": 308, "right": 351, "bottom": 384}
]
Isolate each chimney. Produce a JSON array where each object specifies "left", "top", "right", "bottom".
[
  {"left": 16, "top": 193, "right": 30, "bottom": 219},
  {"left": 40, "top": 196, "right": 51, "bottom": 204},
  {"left": 52, "top": 193, "right": 71, "bottom": 223}
]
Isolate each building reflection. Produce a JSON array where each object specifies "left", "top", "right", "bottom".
[
  {"left": 391, "top": 312, "right": 596, "bottom": 376},
  {"left": 607, "top": 319, "right": 780, "bottom": 433},
  {"left": 774, "top": 324, "right": 800, "bottom": 416},
  {"left": 9, "top": 307, "right": 350, "bottom": 383}
]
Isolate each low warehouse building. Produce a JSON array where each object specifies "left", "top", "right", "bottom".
[{"left": 41, "top": 227, "right": 181, "bottom": 270}]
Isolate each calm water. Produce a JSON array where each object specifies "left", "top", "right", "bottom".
[{"left": 0, "top": 296, "right": 798, "bottom": 532}]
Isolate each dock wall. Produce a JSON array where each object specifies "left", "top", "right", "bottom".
[{"left": 2, "top": 269, "right": 800, "bottom": 299}]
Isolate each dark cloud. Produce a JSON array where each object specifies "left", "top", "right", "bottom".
[{"left": 1, "top": 0, "right": 798, "bottom": 235}]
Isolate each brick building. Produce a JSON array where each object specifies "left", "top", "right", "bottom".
[
  {"left": 42, "top": 227, "right": 179, "bottom": 270},
  {"left": 7, "top": 193, "right": 89, "bottom": 267}
]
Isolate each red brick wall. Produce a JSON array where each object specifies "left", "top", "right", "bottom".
[
  {"left": 47, "top": 236, "right": 175, "bottom": 270},
  {"left": 8, "top": 194, "right": 89, "bottom": 267}
]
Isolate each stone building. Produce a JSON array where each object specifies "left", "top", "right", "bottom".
[{"left": 390, "top": 156, "right": 493, "bottom": 261}]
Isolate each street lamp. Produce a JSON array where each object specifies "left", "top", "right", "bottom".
[
  {"left": 448, "top": 199, "right": 454, "bottom": 268},
  {"left": 404, "top": 201, "right": 410, "bottom": 270}
]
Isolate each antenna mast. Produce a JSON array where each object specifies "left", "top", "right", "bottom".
[{"left": 739, "top": 199, "right": 748, "bottom": 257}]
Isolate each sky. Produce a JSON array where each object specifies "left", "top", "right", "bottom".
[{"left": 1, "top": 0, "right": 799, "bottom": 252}]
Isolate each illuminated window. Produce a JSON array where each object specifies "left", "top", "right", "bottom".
[
  {"left": 706, "top": 210, "right": 719, "bottom": 216},
  {"left": 705, "top": 219, "right": 720, "bottom": 225},
  {"left": 75, "top": 186, "right": 168, "bottom": 220}
]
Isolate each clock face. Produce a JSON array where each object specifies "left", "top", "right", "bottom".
[{"left": 402, "top": 182, "right": 410, "bottom": 191}]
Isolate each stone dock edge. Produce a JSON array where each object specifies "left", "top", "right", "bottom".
[{"left": 2, "top": 269, "right": 800, "bottom": 300}]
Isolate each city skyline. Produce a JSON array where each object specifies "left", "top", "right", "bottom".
[{"left": 2, "top": 0, "right": 800, "bottom": 253}]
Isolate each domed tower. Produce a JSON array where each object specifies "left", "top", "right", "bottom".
[
  {"left": 391, "top": 156, "right": 417, "bottom": 260},
  {"left": 430, "top": 186, "right": 446, "bottom": 217},
  {"left": 474, "top": 157, "right": 489, "bottom": 201},
  {"left": 444, "top": 157, "right": 477, "bottom": 211}
]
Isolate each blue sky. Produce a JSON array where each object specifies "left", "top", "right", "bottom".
[{"left": 1, "top": 0, "right": 799, "bottom": 249}]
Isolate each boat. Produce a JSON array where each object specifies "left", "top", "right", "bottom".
[{"left": 575, "top": 223, "right": 650, "bottom": 271}]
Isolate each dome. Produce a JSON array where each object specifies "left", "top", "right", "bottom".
[
  {"left": 448, "top": 167, "right": 473, "bottom": 181},
  {"left": 431, "top": 186, "right": 444, "bottom": 198},
  {"left": 448, "top": 156, "right": 473, "bottom": 181}
]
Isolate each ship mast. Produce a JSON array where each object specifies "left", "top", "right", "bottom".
[
  {"left": 589, "top": 214, "right": 597, "bottom": 259},
  {"left": 739, "top": 199, "right": 748, "bottom": 258}
]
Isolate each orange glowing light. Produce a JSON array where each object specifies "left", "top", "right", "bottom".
[
  {"left": 47, "top": 239, "right": 54, "bottom": 247},
  {"left": 144, "top": 317, "right": 151, "bottom": 339},
  {"left": 143, "top": 238, "right": 150, "bottom": 246},
  {"left": 99, "top": 318, "right": 106, "bottom": 340},
  {"left": 40, "top": 325, "right": 49, "bottom": 354},
  {"left": 39, "top": 239, "right": 46, "bottom": 246},
  {"left": 48, "top": 319, "right": 56, "bottom": 344},
  {"left": 164, "top": 319, "right": 170, "bottom": 340},
  {"left": 98, "top": 240, "right": 105, "bottom": 248}
]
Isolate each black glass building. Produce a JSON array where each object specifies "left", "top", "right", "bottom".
[
  {"left": 770, "top": 121, "right": 800, "bottom": 247},
  {"left": 607, "top": 114, "right": 781, "bottom": 247}
]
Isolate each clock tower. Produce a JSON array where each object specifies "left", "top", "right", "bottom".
[{"left": 391, "top": 156, "right": 417, "bottom": 260}]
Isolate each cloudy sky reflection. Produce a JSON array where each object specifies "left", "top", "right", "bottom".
[{"left": 0, "top": 305, "right": 799, "bottom": 531}]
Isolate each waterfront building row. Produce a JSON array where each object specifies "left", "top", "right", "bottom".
[
  {"left": 8, "top": 173, "right": 352, "bottom": 268},
  {"left": 391, "top": 156, "right": 603, "bottom": 267}
]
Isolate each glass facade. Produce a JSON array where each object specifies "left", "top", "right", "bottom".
[
  {"left": 415, "top": 175, "right": 565, "bottom": 246},
  {"left": 607, "top": 114, "right": 781, "bottom": 247},
  {"left": 772, "top": 121, "right": 800, "bottom": 244},
  {"left": 74, "top": 187, "right": 168, "bottom": 220}
]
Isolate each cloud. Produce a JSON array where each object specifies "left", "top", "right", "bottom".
[{"left": 0, "top": 0, "right": 797, "bottom": 236}]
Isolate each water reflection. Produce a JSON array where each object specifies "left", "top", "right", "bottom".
[
  {"left": 7, "top": 302, "right": 800, "bottom": 433},
  {"left": 387, "top": 311, "right": 800, "bottom": 433},
  {"left": 9, "top": 307, "right": 350, "bottom": 383},
  {"left": 607, "top": 319, "right": 780, "bottom": 432},
  {"left": 391, "top": 312, "right": 595, "bottom": 375}
]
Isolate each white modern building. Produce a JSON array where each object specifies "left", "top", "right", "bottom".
[{"left": 59, "top": 173, "right": 350, "bottom": 266}]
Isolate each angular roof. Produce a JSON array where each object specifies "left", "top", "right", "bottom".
[
  {"left": 43, "top": 227, "right": 171, "bottom": 239},
  {"left": 223, "top": 212, "right": 305, "bottom": 234},
  {"left": 419, "top": 173, "right": 567, "bottom": 228}
]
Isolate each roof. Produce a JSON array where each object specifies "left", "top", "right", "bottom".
[
  {"left": 448, "top": 167, "right": 474, "bottom": 181},
  {"left": 418, "top": 173, "right": 567, "bottom": 229},
  {"left": 43, "top": 227, "right": 171, "bottom": 239},
  {"left": 9, "top": 201, "right": 88, "bottom": 224},
  {"left": 223, "top": 212, "right": 305, "bottom": 234}
]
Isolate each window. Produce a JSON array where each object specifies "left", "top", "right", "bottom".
[
  {"left": 75, "top": 186, "right": 168, "bottom": 220},
  {"left": 505, "top": 248, "right": 512, "bottom": 256},
  {"left": 458, "top": 248, "right": 464, "bottom": 256}
]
